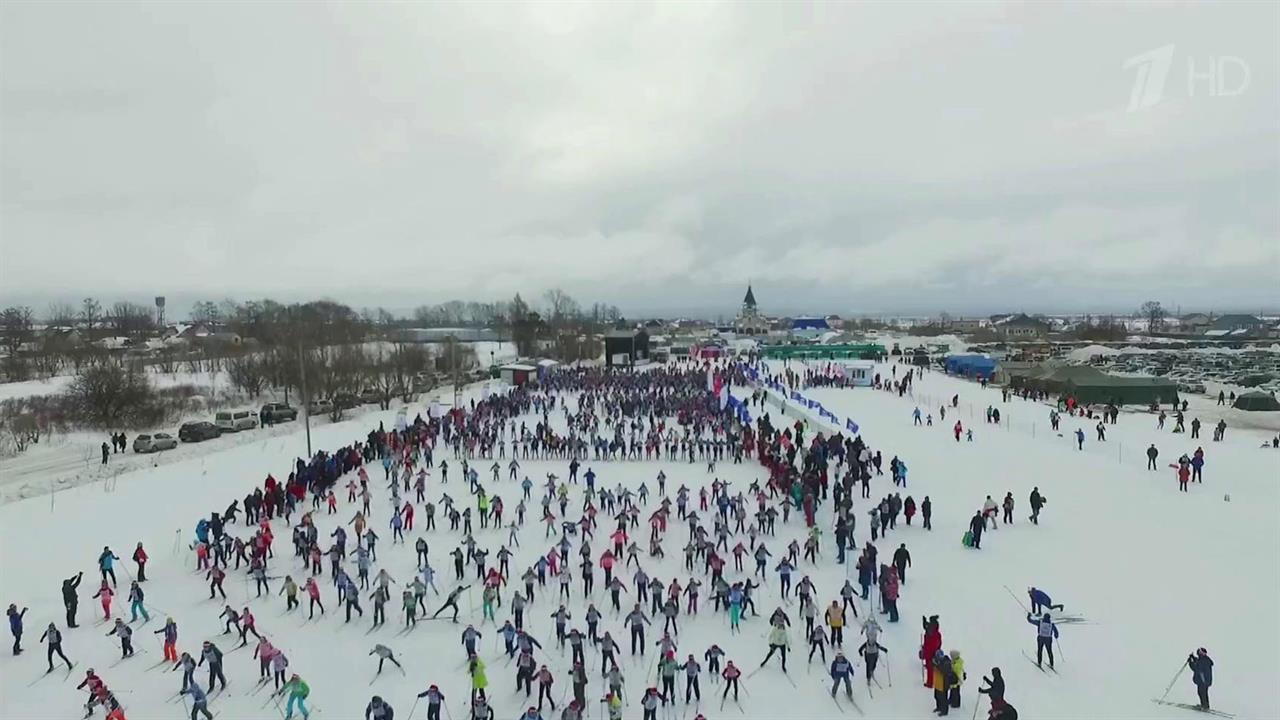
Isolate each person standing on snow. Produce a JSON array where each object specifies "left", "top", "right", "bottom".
[
  {"left": 968, "top": 512, "right": 985, "bottom": 549},
  {"left": 98, "top": 547, "right": 121, "bottom": 587},
  {"left": 62, "top": 571, "right": 84, "bottom": 628},
  {"left": 1187, "top": 648, "right": 1214, "bottom": 710},
  {"left": 920, "top": 615, "right": 942, "bottom": 687},
  {"left": 1028, "top": 488, "right": 1046, "bottom": 525},
  {"left": 1026, "top": 613, "right": 1059, "bottom": 670},
  {"left": 7, "top": 604, "right": 27, "bottom": 655}
]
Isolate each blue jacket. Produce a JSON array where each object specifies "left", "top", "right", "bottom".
[
  {"left": 182, "top": 684, "right": 208, "bottom": 703},
  {"left": 8, "top": 608, "right": 26, "bottom": 633},
  {"left": 1029, "top": 589, "right": 1053, "bottom": 607},
  {"left": 830, "top": 657, "right": 852, "bottom": 678},
  {"left": 1189, "top": 655, "right": 1213, "bottom": 687}
]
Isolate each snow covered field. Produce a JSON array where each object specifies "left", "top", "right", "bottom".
[{"left": 1, "top": 364, "right": 1277, "bottom": 720}]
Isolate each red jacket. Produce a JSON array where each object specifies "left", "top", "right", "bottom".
[{"left": 922, "top": 628, "right": 942, "bottom": 661}]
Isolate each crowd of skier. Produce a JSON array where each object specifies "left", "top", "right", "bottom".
[{"left": 4, "top": 357, "right": 1226, "bottom": 720}]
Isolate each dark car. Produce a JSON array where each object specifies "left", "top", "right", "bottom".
[
  {"left": 333, "top": 393, "right": 360, "bottom": 410},
  {"left": 178, "top": 421, "right": 221, "bottom": 443},
  {"left": 260, "top": 403, "right": 298, "bottom": 424}
]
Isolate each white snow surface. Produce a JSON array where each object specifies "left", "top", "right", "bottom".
[{"left": 1, "top": 363, "right": 1277, "bottom": 720}]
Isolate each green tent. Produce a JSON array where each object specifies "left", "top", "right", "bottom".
[
  {"left": 1233, "top": 391, "right": 1280, "bottom": 412},
  {"left": 1064, "top": 375, "right": 1179, "bottom": 406}
]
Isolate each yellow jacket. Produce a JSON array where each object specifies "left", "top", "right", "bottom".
[{"left": 826, "top": 605, "right": 844, "bottom": 628}]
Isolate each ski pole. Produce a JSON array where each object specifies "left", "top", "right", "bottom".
[
  {"left": 1055, "top": 636, "right": 1065, "bottom": 663},
  {"left": 1158, "top": 660, "right": 1189, "bottom": 702},
  {"left": 971, "top": 693, "right": 982, "bottom": 720},
  {"left": 405, "top": 697, "right": 420, "bottom": 720},
  {"left": 1001, "top": 585, "right": 1030, "bottom": 614}
]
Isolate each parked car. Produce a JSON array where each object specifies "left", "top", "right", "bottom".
[
  {"left": 333, "top": 393, "right": 359, "bottom": 410},
  {"left": 260, "top": 402, "right": 298, "bottom": 423},
  {"left": 133, "top": 432, "right": 178, "bottom": 453},
  {"left": 215, "top": 410, "right": 259, "bottom": 433},
  {"left": 306, "top": 398, "right": 334, "bottom": 416},
  {"left": 358, "top": 388, "right": 382, "bottom": 405},
  {"left": 178, "top": 421, "right": 221, "bottom": 443}
]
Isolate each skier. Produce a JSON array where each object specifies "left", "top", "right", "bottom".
[
  {"left": 366, "top": 696, "right": 395, "bottom": 720},
  {"left": 276, "top": 673, "right": 312, "bottom": 719},
  {"left": 180, "top": 683, "right": 216, "bottom": 720},
  {"left": 104, "top": 619, "right": 133, "bottom": 658},
  {"left": 369, "top": 644, "right": 404, "bottom": 674},
  {"left": 759, "top": 622, "right": 790, "bottom": 672},
  {"left": 199, "top": 640, "right": 227, "bottom": 692},
  {"left": 829, "top": 650, "right": 855, "bottom": 700},
  {"left": 1187, "top": 648, "right": 1214, "bottom": 710},
  {"left": 978, "top": 667, "right": 1005, "bottom": 711},
  {"left": 92, "top": 580, "right": 114, "bottom": 620},
  {"left": 173, "top": 651, "right": 197, "bottom": 692},
  {"left": 415, "top": 685, "right": 446, "bottom": 720},
  {"left": 98, "top": 547, "right": 120, "bottom": 587},
  {"left": 127, "top": 581, "right": 149, "bottom": 623},
  {"left": 1027, "top": 613, "right": 1059, "bottom": 669},
  {"left": 1027, "top": 587, "right": 1063, "bottom": 615},
  {"left": 720, "top": 660, "right": 742, "bottom": 703},
  {"left": 155, "top": 617, "right": 179, "bottom": 662},
  {"left": 433, "top": 584, "right": 470, "bottom": 622},
  {"left": 39, "top": 622, "right": 73, "bottom": 671}
]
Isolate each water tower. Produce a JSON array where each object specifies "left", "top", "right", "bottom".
[{"left": 155, "top": 296, "right": 166, "bottom": 327}]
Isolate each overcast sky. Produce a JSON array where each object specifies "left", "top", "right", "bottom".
[{"left": 1, "top": 2, "right": 1276, "bottom": 320}]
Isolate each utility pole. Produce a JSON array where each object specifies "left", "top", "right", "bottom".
[
  {"left": 450, "top": 334, "right": 461, "bottom": 410},
  {"left": 297, "top": 341, "right": 312, "bottom": 458}
]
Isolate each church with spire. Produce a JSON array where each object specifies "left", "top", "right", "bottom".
[{"left": 734, "top": 283, "right": 769, "bottom": 335}]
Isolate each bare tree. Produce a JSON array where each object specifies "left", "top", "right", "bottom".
[
  {"left": 80, "top": 297, "right": 102, "bottom": 335},
  {"left": 1, "top": 306, "right": 34, "bottom": 381},
  {"left": 110, "top": 301, "right": 156, "bottom": 339},
  {"left": 46, "top": 301, "right": 78, "bottom": 327},
  {"left": 191, "top": 300, "right": 222, "bottom": 325},
  {"left": 1140, "top": 300, "right": 1167, "bottom": 333},
  {"left": 66, "top": 363, "right": 155, "bottom": 429},
  {"left": 226, "top": 351, "right": 269, "bottom": 398}
]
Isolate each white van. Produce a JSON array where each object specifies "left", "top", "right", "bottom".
[{"left": 215, "top": 409, "right": 259, "bottom": 433}]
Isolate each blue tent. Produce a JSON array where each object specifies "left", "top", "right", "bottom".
[{"left": 945, "top": 354, "right": 997, "bottom": 380}]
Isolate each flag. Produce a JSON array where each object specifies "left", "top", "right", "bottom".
[{"left": 846, "top": 419, "right": 859, "bottom": 434}]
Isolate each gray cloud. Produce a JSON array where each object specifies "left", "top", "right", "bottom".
[{"left": 1, "top": 2, "right": 1276, "bottom": 319}]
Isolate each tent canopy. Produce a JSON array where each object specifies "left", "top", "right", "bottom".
[
  {"left": 1065, "top": 375, "right": 1179, "bottom": 406},
  {"left": 1233, "top": 391, "right": 1280, "bottom": 412},
  {"left": 945, "top": 354, "right": 997, "bottom": 379}
]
